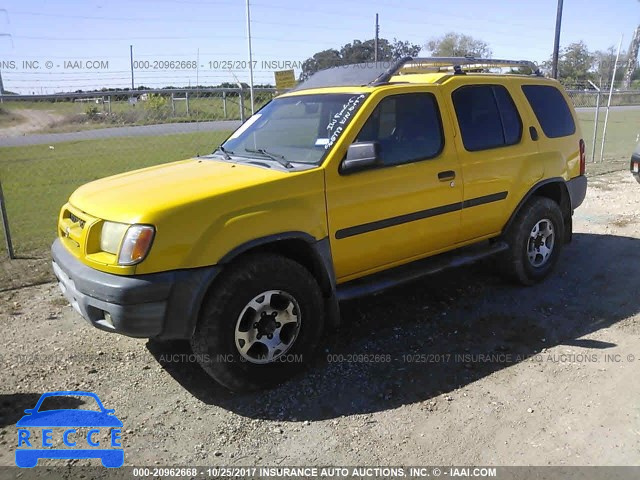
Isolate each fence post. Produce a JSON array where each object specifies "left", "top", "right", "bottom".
[
  {"left": 223, "top": 91, "right": 227, "bottom": 118},
  {"left": 239, "top": 88, "right": 245, "bottom": 123},
  {"left": 0, "top": 179, "right": 15, "bottom": 259},
  {"left": 588, "top": 80, "right": 601, "bottom": 163},
  {"left": 185, "top": 92, "right": 190, "bottom": 116}
]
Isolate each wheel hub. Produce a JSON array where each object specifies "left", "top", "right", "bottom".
[
  {"left": 527, "top": 218, "right": 555, "bottom": 268},
  {"left": 255, "top": 311, "right": 280, "bottom": 338},
  {"left": 235, "top": 290, "right": 301, "bottom": 364}
]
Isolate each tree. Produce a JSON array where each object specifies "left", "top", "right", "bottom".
[
  {"left": 300, "top": 38, "right": 422, "bottom": 80},
  {"left": 593, "top": 46, "right": 627, "bottom": 84},
  {"left": 560, "top": 41, "right": 594, "bottom": 83},
  {"left": 542, "top": 41, "right": 594, "bottom": 84},
  {"left": 425, "top": 32, "right": 492, "bottom": 58},
  {"left": 623, "top": 26, "right": 640, "bottom": 88}
]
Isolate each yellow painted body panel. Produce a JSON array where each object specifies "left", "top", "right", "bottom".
[
  {"left": 57, "top": 72, "right": 583, "bottom": 282},
  {"left": 64, "top": 159, "right": 327, "bottom": 274},
  {"left": 321, "top": 85, "right": 463, "bottom": 280}
]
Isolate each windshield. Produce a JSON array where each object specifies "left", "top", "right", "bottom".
[{"left": 221, "top": 93, "right": 369, "bottom": 165}]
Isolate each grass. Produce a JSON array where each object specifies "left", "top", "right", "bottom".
[
  {"left": 0, "top": 95, "right": 272, "bottom": 133},
  {"left": 577, "top": 108, "right": 640, "bottom": 176},
  {"left": 0, "top": 130, "right": 231, "bottom": 255}
]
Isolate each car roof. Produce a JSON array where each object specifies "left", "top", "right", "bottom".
[
  {"left": 280, "top": 73, "right": 560, "bottom": 99},
  {"left": 291, "top": 56, "right": 542, "bottom": 93}
]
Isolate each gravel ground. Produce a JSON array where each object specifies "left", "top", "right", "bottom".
[{"left": 1, "top": 169, "right": 639, "bottom": 469}]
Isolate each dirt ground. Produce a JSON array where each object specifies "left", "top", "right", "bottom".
[
  {"left": 0, "top": 109, "right": 63, "bottom": 138},
  {"left": 0, "top": 169, "right": 639, "bottom": 469}
]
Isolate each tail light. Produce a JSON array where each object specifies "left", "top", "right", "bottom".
[{"left": 579, "top": 139, "right": 586, "bottom": 176}]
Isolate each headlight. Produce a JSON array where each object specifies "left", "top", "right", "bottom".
[
  {"left": 100, "top": 222, "right": 155, "bottom": 265},
  {"left": 117, "top": 224, "right": 155, "bottom": 265},
  {"left": 100, "top": 222, "right": 128, "bottom": 254}
]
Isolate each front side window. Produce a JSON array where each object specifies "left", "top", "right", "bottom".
[
  {"left": 355, "top": 93, "right": 444, "bottom": 166},
  {"left": 452, "top": 85, "right": 522, "bottom": 151},
  {"left": 221, "top": 93, "right": 368, "bottom": 166}
]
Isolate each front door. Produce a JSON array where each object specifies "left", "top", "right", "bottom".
[{"left": 325, "top": 90, "right": 462, "bottom": 282}]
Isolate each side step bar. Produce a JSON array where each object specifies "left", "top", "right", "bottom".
[{"left": 336, "top": 240, "right": 509, "bottom": 302}]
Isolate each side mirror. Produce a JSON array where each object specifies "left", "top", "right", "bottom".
[{"left": 340, "top": 142, "right": 381, "bottom": 174}]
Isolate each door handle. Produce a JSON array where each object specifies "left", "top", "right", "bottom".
[
  {"left": 438, "top": 170, "right": 456, "bottom": 181},
  {"left": 529, "top": 126, "right": 539, "bottom": 141}
]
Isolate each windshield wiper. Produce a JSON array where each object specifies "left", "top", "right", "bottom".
[
  {"left": 214, "top": 145, "right": 233, "bottom": 160},
  {"left": 244, "top": 148, "right": 293, "bottom": 169}
]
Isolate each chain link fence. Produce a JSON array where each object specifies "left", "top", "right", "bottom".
[
  {"left": 1, "top": 86, "right": 639, "bottom": 287},
  {"left": 566, "top": 88, "right": 640, "bottom": 176},
  {"left": 0, "top": 88, "right": 275, "bottom": 287}
]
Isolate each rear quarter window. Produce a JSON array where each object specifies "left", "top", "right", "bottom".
[{"left": 521, "top": 85, "right": 576, "bottom": 138}]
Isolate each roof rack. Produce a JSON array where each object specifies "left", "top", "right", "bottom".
[
  {"left": 293, "top": 56, "right": 541, "bottom": 91},
  {"left": 371, "top": 56, "right": 541, "bottom": 84}
]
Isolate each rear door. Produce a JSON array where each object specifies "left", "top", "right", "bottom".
[{"left": 446, "top": 81, "right": 544, "bottom": 242}]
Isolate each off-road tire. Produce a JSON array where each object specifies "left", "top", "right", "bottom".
[
  {"left": 500, "top": 196, "right": 565, "bottom": 286},
  {"left": 191, "top": 253, "right": 324, "bottom": 392}
]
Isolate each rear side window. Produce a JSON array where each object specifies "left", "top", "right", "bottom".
[
  {"left": 452, "top": 85, "right": 522, "bottom": 151},
  {"left": 522, "top": 85, "right": 576, "bottom": 138}
]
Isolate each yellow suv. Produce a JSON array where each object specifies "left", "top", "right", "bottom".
[{"left": 52, "top": 57, "right": 587, "bottom": 391}]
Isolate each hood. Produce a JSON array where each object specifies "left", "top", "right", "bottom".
[{"left": 69, "top": 158, "right": 287, "bottom": 223}]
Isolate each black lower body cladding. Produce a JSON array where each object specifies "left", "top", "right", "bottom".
[{"left": 51, "top": 238, "right": 220, "bottom": 339}]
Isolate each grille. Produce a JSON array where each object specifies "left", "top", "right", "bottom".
[{"left": 68, "top": 212, "right": 86, "bottom": 229}]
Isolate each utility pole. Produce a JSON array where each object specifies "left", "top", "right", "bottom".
[
  {"left": 246, "top": 0, "right": 255, "bottom": 115},
  {"left": 551, "top": 0, "right": 564, "bottom": 79},
  {"left": 129, "top": 45, "right": 135, "bottom": 89},
  {"left": 374, "top": 13, "right": 379, "bottom": 63}
]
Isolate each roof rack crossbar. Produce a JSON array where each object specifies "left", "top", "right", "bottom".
[
  {"left": 293, "top": 56, "right": 542, "bottom": 92},
  {"left": 369, "top": 56, "right": 415, "bottom": 85},
  {"left": 368, "top": 57, "right": 541, "bottom": 85}
]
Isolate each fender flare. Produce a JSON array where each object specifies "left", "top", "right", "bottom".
[
  {"left": 502, "top": 177, "right": 571, "bottom": 234},
  {"left": 218, "top": 231, "right": 341, "bottom": 330}
]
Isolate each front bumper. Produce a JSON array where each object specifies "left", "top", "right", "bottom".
[{"left": 51, "top": 239, "right": 220, "bottom": 339}]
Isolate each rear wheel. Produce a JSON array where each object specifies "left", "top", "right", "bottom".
[
  {"left": 500, "top": 196, "right": 565, "bottom": 285},
  {"left": 191, "top": 253, "right": 324, "bottom": 392}
]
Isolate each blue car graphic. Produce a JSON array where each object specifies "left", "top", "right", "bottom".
[{"left": 15, "top": 391, "right": 123, "bottom": 468}]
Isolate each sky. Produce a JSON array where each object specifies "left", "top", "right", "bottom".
[{"left": 0, "top": 0, "right": 638, "bottom": 94}]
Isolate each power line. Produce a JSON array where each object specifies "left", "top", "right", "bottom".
[{"left": 9, "top": 10, "right": 243, "bottom": 24}]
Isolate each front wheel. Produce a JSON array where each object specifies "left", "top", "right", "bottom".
[
  {"left": 191, "top": 253, "right": 324, "bottom": 392},
  {"left": 500, "top": 196, "right": 565, "bottom": 285}
]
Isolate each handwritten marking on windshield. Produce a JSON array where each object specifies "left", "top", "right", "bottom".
[{"left": 325, "top": 94, "right": 366, "bottom": 150}]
